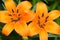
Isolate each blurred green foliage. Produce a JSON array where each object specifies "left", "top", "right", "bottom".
[{"left": 0, "top": 0, "right": 60, "bottom": 40}]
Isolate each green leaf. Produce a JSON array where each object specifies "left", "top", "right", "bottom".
[
  {"left": 48, "top": 2, "right": 58, "bottom": 11},
  {"left": 54, "top": 17, "right": 60, "bottom": 25}
]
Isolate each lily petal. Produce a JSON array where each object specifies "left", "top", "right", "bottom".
[
  {"left": 36, "top": 2, "right": 48, "bottom": 18},
  {"left": 45, "top": 21, "right": 60, "bottom": 34},
  {"left": 20, "top": 10, "right": 35, "bottom": 22},
  {"left": 2, "top": 22, "right": 14, "bottom": 36},
  {"left": 48, "top": 10, "right": 60, "bottom": 21},
  {"left": 15, "top": 21, "right": 28, "bottom": 37},
  {"left": 28, "top": 22, "right": 40, "bottom": 36},
  {"left": 0, "top": 11, "right": 11, "bottom": 23},
  {"left": 4, "top": 0, "right": 16, "bottom": 13},
  {"left": 17, "top": 1, "right": 32, "bottom": 11},
  {"left": 39, "top": 29, "right": 48, "bottom": 40}
]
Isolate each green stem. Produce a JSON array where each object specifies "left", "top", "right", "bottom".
[{"left": 23, "top": 37, "right": 28, "bottom": 40}]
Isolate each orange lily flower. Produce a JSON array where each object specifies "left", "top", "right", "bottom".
[
  {"left": 0, "top": 0, "right": 35, "bottom": 37},
  {"left": 28, "top": 2, "right": 60, "bottom": 40}
]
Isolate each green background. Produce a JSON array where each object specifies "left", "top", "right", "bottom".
[{"left": 0, "top": 0, "right": 60, "bottom": 40}]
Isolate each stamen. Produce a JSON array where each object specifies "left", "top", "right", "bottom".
[
  {"left": 12, "top": 9, "right": 14, "bottom": 13},
  {"left": 9, "top": 14, "right": 12, "bottom": 16},
  {"left": 27, "top": 21, "right": 32, "bottom": 25},
  {"left": 13, "top": 14, "right": 15, "bottom": 15},
  {"left": 45, "top": 19, "right": 47, "bottom": 22},
  {"left": 42, "top": 13, "right": 44, "bottom": 17},
  {"left": 38, "top": 20, "right": 40, "bottom": 26},
  {"left": 17, "top": 9, "right": 18, "bottom": 13},
  {"left": 40, "top": 25, "right": 44, "bottom": 28},
  {"left": 18, "top": 17, "right": 20, "bottom": 20},
  {"left": 46, "top": 16, "right": 49, "bottom": 19},
  {"left": 38, "top": 16, "right": 40, "bottom": 19},
  {"left": 11, "top": 18, "right": 13, "bottom": 20},
  {"left": 12, "top": 20, "right": 18, "bottom": 22},
  {"left": 18, "top": 14, "right": 20, "bottom": 16},
  {"left": 43, "top": 24, "right": 45, "bottom": 26}
]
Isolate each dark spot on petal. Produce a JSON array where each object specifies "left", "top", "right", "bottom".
[
  {"left": 27, "top": 21, "right": 32, "bottom": 25},
  {"left": 42, "top": 13, "right": 44, "bottom": 17}
]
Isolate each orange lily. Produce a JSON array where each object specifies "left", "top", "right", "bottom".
[
  {"left": 28, "top": 2, "right": 60, "bottom": 40},
  {"left": 0, "top": 0, "right": 35, "bottom": 37}
]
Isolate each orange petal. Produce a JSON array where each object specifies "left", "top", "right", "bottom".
[
  {"left": 45, "top": 21, "right": 60, "bottom": 34},
  {"left": 48, "top": 10, "right": 60, "bottom": 21},
  {"left": 36, "top": 2, "right": 48, "bottom": 18},
  {"left": 28, "top": 22, "right": 40, "bottom": 36},
  {"left": 4, "top": 0, "right": 16, "bottom": 13},
  {"left": 15, "top": 21, "right": 28, "bottom": 37},
  {"left": 20, "top": 10, "right": 35, "bottom": 22},
  {"left": 17, "top": 1, "right": 32, "bottom": 10},
  {"left": 39, "top": 29, "right": 48, "bottom": 40},
  {"left": 2, "top": 22, "right": 14, "bottom": 36},
  {"left": 0, "top": 11, "right": 11, "bottom": 23}
]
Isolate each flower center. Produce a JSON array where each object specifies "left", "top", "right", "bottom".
[
  {"left": 37, "top": 15, "right": 49, "bottom": 28},
  {"left": 8, "top": 9, "right": 20, "bottom": 22}
]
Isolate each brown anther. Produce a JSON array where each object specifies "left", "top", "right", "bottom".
[
  {"left": 9, "top": 14, "right": 12, "bottom": 16},
  {"left": 38, "top": 16, "right": 40, "bottom": 19},
  {"left": 18, "top": 17, "right": 20, "bottom": 20},
  {"left": 27, "top": 21, "right": 32, "bottom": 25},
  {"left": 40, "top": 25, "right": 44, "bottom": 28},
  {"left": 11, "top": 18, "right": 13, "bottom": 20},
  {"left": 12, "top": 20, "right": 18, "bottom": 22},
  {"left": 17, "top": 9, "right": 18, "bottom": 13},
  {"left": 13, "top": 14, "right": 15, "bottom": 15},
  {"left": 12, "top": 9, "right": 14, "bottom": 13},
  {"left": 37, "top": 20, "right": 40, "bottom": 26},
  {"left": 45, "top": 19, "right": 47, "bottom": 23},
  {"left": 46, "top": 16, "right": 49, "bottom": 19},
  {"left": 42, "top": 13, "right": 44, "bottom": 17},
  {"left": 18, "top": 14, "right": 20, "bottom": 16},
  {"left": 43, "top": 24, "right": 45, "bottom": 26}
]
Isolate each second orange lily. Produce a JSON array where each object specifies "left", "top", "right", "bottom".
[{"left": 28, "top": 2, "right": 60, "bottom": 40}]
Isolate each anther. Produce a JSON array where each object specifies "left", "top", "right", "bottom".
[
  {"left": 11, "top": 18, "right": 13, "bottom": 20},
  {"left": 17, "top": 9, "right": 18, "bottom": 13},
  {"left": 45, "top": 19, "right": 47, "bottom": 23},
  {"left": 38, "top": 20, "right": 40, "bottom": 26},
  {"left": 27, "top": 21, "right": 32, "bottom": 25},
  {"left": 40, "top": 25, "right": 44, "bottom": 28},
  {"left": 18, "top": 14, "right": 20, "bottom": 16},
  {"left": 38, "top": 16, "right": 40, "bottom": 19},
  {"left": 9, "top": 14, "right": 12, "bottom": 16},
  {"left": 43, "top": 24, "right": 45, "bottom": 26},
  {"left": 18, "top": 17, "right": 20, "bottom": 20},
  {"left": 12, "top": 9, "right": 14, "bottom": 13},
  {"left": 46, "top": 16, "right": 49, "bottom": 19},
  {"left": 12, "top": 20, "right": 17, "bottom": 22},
  {"left": 42, "top": 13, "right": 44, "bottom": 17}
]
